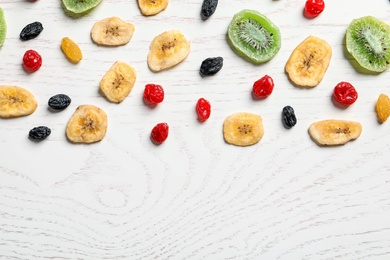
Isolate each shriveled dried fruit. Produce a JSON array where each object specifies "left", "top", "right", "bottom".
[
  {"left": 308, "top": 119, "right": 362, "bottom": 146},
  {"left": 282, "top": 106, "right": 297, "bottom": 128},
  {"left": 143, "top": 84, "right": 164, "bottom": 104},
  {"left": 91, "top": 17, "right": 135, "bottom": 46},
  {"left": 61, "top": 37, "right": 82, "bottom": 63},
  {"left": 375, "top": 93, "right": 390, "bottom": 123},
  {"left": 200, "top": 57, "right": 223, "bottom": 76},
  {"left": 100, "top": 61, "right": 137, "bottom": 103},
  {"left": 151, "top": 122, "right": 169, "bottom": 144},
  {"left": 66, "top": 105, "right": 108, "bottom": 144},
  {"left": 48, "top": 94, "right": 71, "bottom": 110},
  {"left": 196, "top": 98, "right": 211, "bottom": 122},
  {"left": 137, "top": 0, "right": 169, "bottom": 16},
  {"left": 23, "top": 49, "right": 42, "bottom": 72},
  {"left": 29, "top": 126, "right": 51, "bottom": 141},
  {"left": 223, "top": 112, "right": 264, "bottom": 146},
  {"left": 252, "top": 75, "right": 274, "bottom": 98},
  {"left": 333, "top": 81, "right": 358, "bottom": 106},
  {"left": 20, "top": 21, "right": 43, "bottom": 41},
  {"left": 201, "top": 0, "right": 218, "bottom": 20},
  {"left": 0, "top": 86, "right": 38, "bottom": 118}
]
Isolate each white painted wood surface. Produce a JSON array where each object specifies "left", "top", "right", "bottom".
[{"left": 1, "top": 0, "right": 390, "bottom": 259}]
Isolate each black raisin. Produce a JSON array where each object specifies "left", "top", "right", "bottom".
[
  {"left": 20, "top": 21, "right": 43, "bottom": 41},
  {"left": 201, "top": 0, "right": 218, "bottom": 20},
  {"left": 29, "top": 126, "right": 51, "bottom": 141},
  {"left": 48, "top": 94, "right": 71, "bottom": 110},
  {"left": 200, "top": 57, "right": 223, "bottom": 76},
  {"left": 282, "top": 105, "right": 297, "bottom": 128}
]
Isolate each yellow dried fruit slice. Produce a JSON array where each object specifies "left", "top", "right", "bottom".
[
  {"left": 137, "top": 0, "right": 169, "bottom": 16},
  {"left": 375, "top": 93, "right": 390, "bottom": 123},
  {"left": 91, "top": 17, "right": 135, "bottom": 46},
  {"left": 61, "top": 37, "right": 83, "bottom": 63},
  {"left": 0, "top": 86, "right": 37, "bottom": 118},
  {"left": 100, "top": 61, "right": 137, "bottom": 103},
  {"left": 223, "top": 112, "right": 264, "bottom": 146}
]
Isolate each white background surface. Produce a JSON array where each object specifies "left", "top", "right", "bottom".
[{"left": 1, "top": 0, "right": 390, "bottom": 259}]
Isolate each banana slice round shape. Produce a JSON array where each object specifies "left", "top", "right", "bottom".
[
  {"left": 223, "top": 112, "right": 264, "bottom": 146},
  {"left": 100, "top": 61, "right": 137, "bottom": 103},
  {"left": 91, "top": 17, "right": 135, "bottom": 46},
  {"left": 0, "top": 86, "right": 37, "bottom": 118},
  {"left": 137, "top": 0, "right": 169, "bottom": 16},
  {"left": 66, "top": 105, "right": 108, "bottom": 144},
  {"left": 308, "top": 119, "right": 362, "bottom": 146},
  {"left": 285, "top": 36, "right": 332, "bottom": 88},
  {"left": 147, "top": 30, "right": 190, "bottom": 72}
]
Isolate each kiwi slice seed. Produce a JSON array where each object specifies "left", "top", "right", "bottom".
[
  {"left": 227, "top": 9, "right": 281, "bottom": 64},
  {"left": 62, "top": 0, "right": 102, "bottom": 14},
  {"left": 346, "top": 16, "right": 390, "bottom": 73},
  {"left": 0, "top": 8, "right": 6, "bottom": 47}
]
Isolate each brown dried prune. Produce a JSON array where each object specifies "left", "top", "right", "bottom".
[
  {"left": 282, "top": 106, "right": 297, "bottom": 128},
  {"left": 48, "top": 94, "right": 71, "bottom": 110},
  {"left": 200, "top": 56, "right": 223, "bottom": 76},
  {"left": 201, "top": 0, "right": 218, "bottom": 20},
  {"left": 29, "top": 126, "right": 51, "bottom": 141},
  {"left": 20, "top": 21, "right": 43, "bottom": 41}
]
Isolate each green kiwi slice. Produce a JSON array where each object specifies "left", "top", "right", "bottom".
[
  {"left": 346, "top": 16, "right": 390, "bottom": 73},
  {"left": 227, "top": 9, "right": 281, "bottom": 64},
  {"left": 62, "top": 0, "right": 102, "bottom": 14},
  {"left": 0, "top": 8, "right": 6, "bottom": 47}
]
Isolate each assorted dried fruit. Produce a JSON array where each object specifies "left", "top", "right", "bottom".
[
  {"left": 61, "top": 37, "right": 83, "bottom": 63},
  {"left": 227, "top": 9, "right": 281, "bottom": 64},
  {"left": 20, "top": 21, "right": 43, "bottom": 41},
  {"left": 29, "top": 126, "right": 51, "bottom": 141},
  {"left": 308, "top": 119, "right": 362, "bottom": 146},
  {"left": 62, "top": 0, "right": 102, "bottom": 14},
  {"left": 0, "top": 86, "right": 38, "bottom": 118},
  {"left": 0, "top": 7, "right": 6, "bottom": 47},
  {"left": 22, "top": 49, "right": 42, "bottom": 72},
  {"left": 100, "top": 61, "right": 137, "bottom": 103},
  {"left": 333, "top": 81, "right": 358, "bottom": 106},
  {"left": 282, "top": 106, "right": 297, "bottom": 128},
  {"left": 147, "top": 30, "right": 190, "bottom": 72},
  {"left": 66, "top": 105, "right": 108, "bottom": 144},
  {"left": 252, "top": 75, "right": 274, "bottom": 99},
  {"left": 151, "top": 122, "right": 169, "bottom": 144},
  {"left": 201, "top": 0, "right": 218, "bottom": 20},
  {"left": 346, "top": 16, "right": 390, "bottom": 73},
  {"left": 143, "top": 84, "right": 164, "bottom": 104},
  {"left": 91, "top": 17, "right": 135, "bottom": 46},
  {"left": 137, "top": 0, "right": 169, "bottom": 16},
  {"left": 304, "top": 0, "right": 325, "bottom": 18},
  {"left": 375, "top": 93, "right": 390, "bottom": 123},
  {"left": 223, "top": 112, "right": 264, "bottom": 146},
  {"left": 48, "top": 94, "right": 71, "bottom": 110},
  {"left": 285, "top": 36, "right": 332, "bottom": 88},
  {"left": 196, "top": 98, "right": 211, "bottom": 122},
  {"left": 200, "top": 57, "right": 223, "bottom": 76}
]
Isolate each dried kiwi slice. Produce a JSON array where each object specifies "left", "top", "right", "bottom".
[
  {"left": 227, "top": 9, "right": 281, "bottom": 64},
  {"left": 62, "top": 0, "right": 102, "bottom": 14},
  {"left": 0, "top": 8, "right": 6, "bottom": 47},
  {"left": 346, "top": 16, "right": 390, "bottom": 73}
]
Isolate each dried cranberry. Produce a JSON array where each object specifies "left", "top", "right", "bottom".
[
  {"left": 252, "top": 75, "right": 274, "bottom": 99},
  {"left": 196, "top": 98, "right": 211, "bottom": 122},
  {"left": 304, "top": 0, "right": 325, "bottom": 18},
  {"left": 143, "top": 84, "right": 164, "bottom": 104},
  {"left": 333, "top": 81, "right": 358, "bottom": 106},
  {"left": 23, "top": 49, "right": 42, "bottom": 72},
  {"left": 151, "top": 123, "right": 169, "bottom": 144}
]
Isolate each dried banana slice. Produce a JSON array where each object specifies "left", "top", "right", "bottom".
[
  {"left": 308, "top": 119, "right": 362, "bottom": 146},
  {"left": 147, "top": 30, "right": 190, "bottom": 72},
  {"left": 223, "top": 112, "right": 264, "bottom": 146},
  {"left": 100, "top": 61, "right": 137, "bottom": 103},
  {"left": 66, "top": 105, "right": 108, "bottom": 144},
  {"left": 0, "top": 85, "right": 37, "bottom": 118},
  {"left": 137, "top": 0, "right": 169, "bottom": 16},
  {"left": 91, "top": 17, "right": 135, "bottom": 46},
  {"left": 285, "top": 36, "right": 332, "bottom": 88}
]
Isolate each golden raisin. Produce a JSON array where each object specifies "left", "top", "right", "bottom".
[
  {"left": 375, "top": 93, "right": 390, "bottom": 123},
  {"left": 61, "top": 37, "right": 82, "bottom": 63}
]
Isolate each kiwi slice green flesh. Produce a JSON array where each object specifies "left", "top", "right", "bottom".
[
  {"left": 346, "top": 16, "right": 390, "bottom": 73},
  {"left": 0, "top": 8, "right": 6, "bottom": 47},
  {"left": 62, "top": 0, "right": 102, "bottom": 14},
  {"left": 227, "top": 9, "right": 281, "bottom": 64}
]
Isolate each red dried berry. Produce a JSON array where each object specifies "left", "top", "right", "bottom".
[
  {"left": 333, "top": 81, "right": 358, "bottom": 106},
  {"left": 151, "top": 122, "right": 169, "bottom": 144},
  {"left": 196, "top": 98, "right": 211, "bottom": 122},
  {"left": 304, "top": 0, "right": 325, "bottom": 18},
  {"left": 143, "top": 84, "right": 164, "bottom": 104},
  {"left": 252, "top": 75, "right": 274, "bottom": 98},
  {"left": 23, "top": 49, "right": 42, "bottom": 72}
]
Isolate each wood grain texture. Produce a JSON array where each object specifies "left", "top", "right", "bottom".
[{"left": 1, "top": 0, "right": 390, "bottom": 259}]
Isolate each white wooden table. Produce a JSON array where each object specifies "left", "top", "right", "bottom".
[{"left": 1, "top": 0, "right": 390, "bottom": 259}]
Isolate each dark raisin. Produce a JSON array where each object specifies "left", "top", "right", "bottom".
[
  {"left": 282, "top": 105, "right": 297, "bottom": 128},
  {"left": 200, "top": 57, "right": 223, "bottom": 76},
  {"left": 29, "top": 126, "right": 51, "bottom": 141},
  {"left": 201, "top": 0, "right": 218, "bottom": 20},
  {"left": 48, "top": 94, "right": 71, "bottom": 110},
  {"left": 20, "top": 21, "right": 43, "bottom": 41}
]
